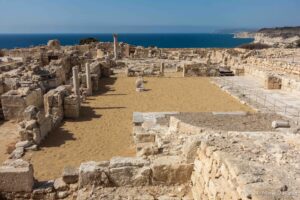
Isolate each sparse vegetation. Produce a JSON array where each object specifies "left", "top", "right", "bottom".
[
  {"left": 238, "top": 43, "right": 271, "bottom": 50},
  {"left": 79, "top": 37, "right": 99, "bottom": 45}
]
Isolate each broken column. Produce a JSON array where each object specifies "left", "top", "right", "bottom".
[
  {"left": 113, "top": 34, "right": 118, "bottom": 60},
  {"left": 183, "top": 64, "right": 186, "bottom": 77},
  {"left": 160, "top": 62, "right": 165, "bottom": 76},
  {"left": 72, "top": 66, "right": 80, "bottom": 96},
  {"left": 85, "top": 63, "right": 92, "bottom": 96}
]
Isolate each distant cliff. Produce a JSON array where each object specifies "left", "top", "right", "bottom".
[
  {"left": 234, "top": 32, "right": 256, "bottom": 39},
  {"left": 235, "top": 26, "right": 300, "bottom": 48}
]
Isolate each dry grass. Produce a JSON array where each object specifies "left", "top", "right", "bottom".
[{"left": 27, "top": 75, "right": 252, "bottom": 180}]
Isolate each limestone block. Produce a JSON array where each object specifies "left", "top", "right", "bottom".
[
  {"left": 1, "top": 89, "right": 38, "bottom": 120},
  {"left": 0, "top": 159, "right": 34, "bottom": 192},
  {"left": 62, "top": 166, "right": 79, "bottom": 184},
  {"left": 39, "top": 115, "right": 52, "bottom": 140},
  {"left": 135, "top": 132, "right": 156, "bottom": 143},
  {"left": 15, "top": 140, "right": 33, "bottom": 149},
  {"left": 168, "top": 116, "right": 181, "bottom": 133},
  {"left": 64, "top": 95, "right": 80, "bottom": 119},
  {"left": 54, "top": 177, "right": 68, "bottom": 191},
  {"left": 136, "top": 142, "right": 159, "bottom": 156},
  {"left": 265, "top": 76, "right": 282, "bottom": 89},
  {"left": 151, "top": 156, "right": 193, "bottom": 185},
  {"left": 271, "top": 120, "right": 290, "bottom": 128},
  {"left": 24, "top": 105, "right": 39, "bottom": 120},
  {"left": 109, "top": 166, "right": 151, "bottom": 186},
  {"left": 178, "top": 121, "right": 202, "bottom": 134},
  {"left": 78, "top": 161, "right": 110, "bottom": 188},
  {"left": 182, "top": 136, "right": 202, "bottom": 163},
  {"left": 109, "top": 157, "right": 150, "bottom": 168}
]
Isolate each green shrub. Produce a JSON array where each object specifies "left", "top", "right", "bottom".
[
  {"left": 79, "top": 38, "right": 99, "bottom": 45},
  {"left": 238, "top": 43, "right": 271, "bottom": 50}
]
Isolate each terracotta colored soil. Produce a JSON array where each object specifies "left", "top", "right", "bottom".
[{"left": 26, "top": 76, "right": 252, "bottom": 180}]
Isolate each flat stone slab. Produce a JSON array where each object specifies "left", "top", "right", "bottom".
[
  {"left": 212, "top": 111, "right": 247, "bottom": 116},
  {"left": 133, "top": 112, "right": 179, "bottom": 124}
]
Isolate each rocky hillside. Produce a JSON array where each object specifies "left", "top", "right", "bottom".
[
  {"left": 258, "top": 27, "right": 300, "bottom": 38},
  {"left": 235, "top": 26, "right": 300, "bottom": 48}
]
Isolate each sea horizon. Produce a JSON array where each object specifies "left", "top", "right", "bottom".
[{"left": 0, "top": 33, "right": 253, "bottom": 49}]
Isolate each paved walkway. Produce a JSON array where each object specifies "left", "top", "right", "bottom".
[{"left": 213, "top": 76, "right": 300, "bottom": 123}]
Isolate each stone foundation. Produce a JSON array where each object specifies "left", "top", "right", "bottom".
[{"left": 1, "top": 88, "right": 43, "bottom": 120}]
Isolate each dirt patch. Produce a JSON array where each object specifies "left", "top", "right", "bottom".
[
  {"left": 0, "top": 121, "right": 19, "bottom": 164},
  {"left": 27, "top": 76, "right": 252, "bottom": 180},
  {"left": 159, "top": 112, "right": 283, "bottom": 132}
]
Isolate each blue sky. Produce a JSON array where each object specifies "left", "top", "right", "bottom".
[{"left": 0, "top": 0, "right": 299, "bottom": 33}]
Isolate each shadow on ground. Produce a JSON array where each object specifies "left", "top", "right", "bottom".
[
  {"left": 38, "top": 77, "right": 120, "bottom": 148},
  {"left": 40, "top": 124, "right": 75, "bottom": 148}
]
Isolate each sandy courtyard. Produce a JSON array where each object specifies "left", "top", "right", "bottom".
[{"left": 26, "top": 76, "right": 252, "bottom": 180}]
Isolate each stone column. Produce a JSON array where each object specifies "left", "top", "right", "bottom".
[
  {"left": 183, "top": 64, "right": 186, "bottom": 77},
  {"left": 113, "top": 34, "right": 118, "bottom": 60},
  {"left": 85, "top": 63, "right": 92, "bottom": 96},
  {"left": 160, "top": 62, "right": 165, "bottom": 76},
  {"left": 72, "top": 66, "right": 80, "bottom": 96}
]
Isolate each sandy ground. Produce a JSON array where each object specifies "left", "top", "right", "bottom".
[
  {"left": 0, "top": 121, "right": 19, "bottom": 164},
  {"left": 26, "top": 76, "right": 252, "bottom": 180}
]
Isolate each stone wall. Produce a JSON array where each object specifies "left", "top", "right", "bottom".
[{"left": 1, "top": 87, "right": 43, "bottom": 120}]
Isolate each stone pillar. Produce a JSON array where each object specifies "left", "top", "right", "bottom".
[
  {"left": 160, "top": 63, "right": 165, "bottom": 76},
  {"left": 85, "top": 63, "right": 92, "bottom": 96},
  {"left": 72, "top": 66, "right": 80, "bottom": 96},
  {"left": 183, "top": 65, "right": 186, "bottom": 77},
  {"left": 113, "top": 34, "right": 118, "bottom": 60}
]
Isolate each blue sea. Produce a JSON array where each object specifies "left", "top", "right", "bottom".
[{"left": 0, "top": 34, "right": 253, "bottom": 49}]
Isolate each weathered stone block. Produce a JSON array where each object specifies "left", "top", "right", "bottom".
[
  {"left": 151, "top": 156, "right": 193, "bottom": 185},
  {"left": 109, "top": 166, "right": 151, "bottom": 186},
  {"left": 0, "top": 159, "right": 34, "bottom": 192},
  {"left": 265, "top": 75, "right": 282, "bottom": 89},
  {"left": 135, "top": 132, "right": 156, "bottom": 143},
  {"left": 182, "top": 136, "right": 202, "bottom": 163},
  {"left": 109, "top": 157, "right": 150, "bottom": 168},
  {"left": 78, "top": 161, "right": 110, "bottom": 188},
  {"left": 62, "top": 166, "right": 79, "bottom": 184}
]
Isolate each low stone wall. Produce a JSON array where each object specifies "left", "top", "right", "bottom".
[
  {"left": 1, "top": 113, "right": 300, "bottom": 200},
  {"left": 183, "top": 63, "right": 220, "bottom": 77}
]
